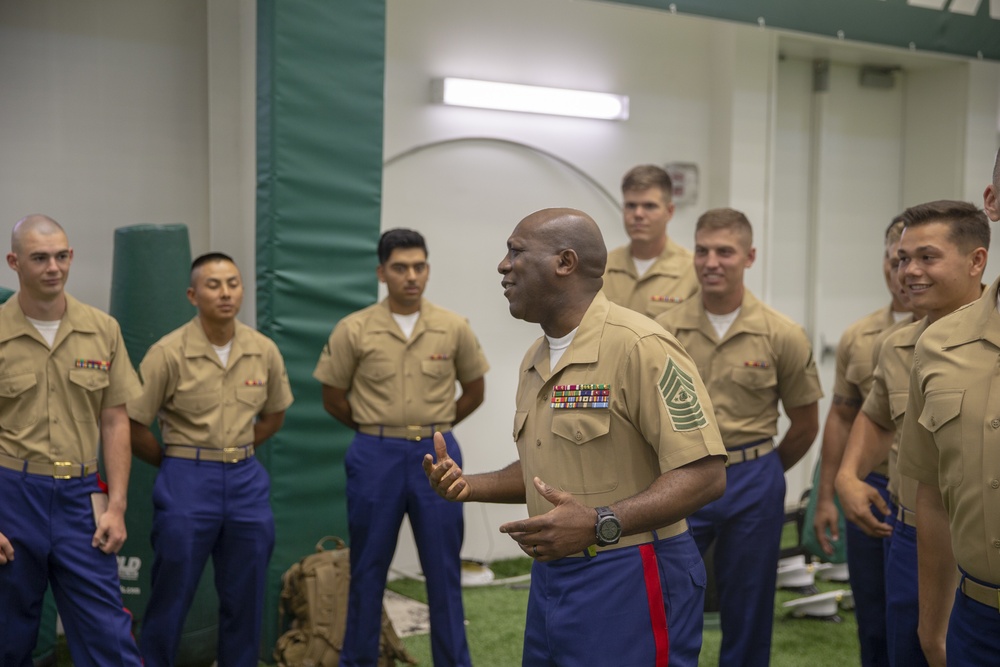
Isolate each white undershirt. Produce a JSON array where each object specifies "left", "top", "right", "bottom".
[
  {"left": 632, "top": 256, "right": 656, "bottom": 278},
  {"left": 545, "top": 328, "right": 578, "bottom": 370},
  {"left": 27, "top": 317, "right": 60, "bottom": 347},
  {"left": 891, "top": 310, "right": 910, "bottom": 323},
  {"left": 706, "top": 308, "right": 741, "bottom": 339},
  {"left": 393, "top": 312, "right": 420, "bottom": 339},
  {"left": 213, "top": 340, "right": 233, "bottom": 367}
]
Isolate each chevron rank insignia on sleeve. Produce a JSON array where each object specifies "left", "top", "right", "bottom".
[{"left": 659, "top": 357, "right": 708, "bottom": 431}]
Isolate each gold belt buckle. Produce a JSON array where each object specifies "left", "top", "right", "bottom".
[
  {"left": 406, "top": 425, "right": 424, "bottom": 442},
  {"left": 222, "top": 447, "right": 242, "bottom": 463},
  {"left": 52, "top": 461, "right": 75, "bottom": 479}
]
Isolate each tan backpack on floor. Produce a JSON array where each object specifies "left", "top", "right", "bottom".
[{"left": 274, "top": 536, "right": 416, "bottom": 667}]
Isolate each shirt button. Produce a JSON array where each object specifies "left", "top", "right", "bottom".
[
  {"left": 992, "top": 419, "right": 1000, "bottom": 429},
  {"left": 575, "top": 431, "right": 583, "bottom": 441},
  {"left": 536, "top": 439, "right": 542, "bottom": 448},
  {"left": 992, "top": 480, "right": 999, "bottom": 489},
  {"left": 993, "top": 539, "right": 1000, "bottom": 550}
]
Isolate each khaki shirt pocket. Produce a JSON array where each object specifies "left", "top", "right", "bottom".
[
  {"left": 236, "top": 385, "right": 267, "bottom": 412},
  {"left": 68, "top": 369, "right": 110, "bottom": 422},
  {"left": 0, "top": 372, "right": 39, "bottom": 430},
  {"left": 173, "top": 391, "right": 219, "bottom": 415},
  {"left": 356, "top": 363, "right": 397, "bottom": 406},
  {"left": 730, "top": 366, "right": 778, "bottom": 391},
  {"left": 916, "top": 389, "right": 964, "bottom": 487},
  {"left": 550, "top": 410, "right": 616, "bottom": 495},
  {"left": 420, "top": 360, "right": 454, "bottom": 405}
]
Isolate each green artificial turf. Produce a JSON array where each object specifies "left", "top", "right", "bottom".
[{"left": 388, "top": 524, "right": 863, "bottom": 667}]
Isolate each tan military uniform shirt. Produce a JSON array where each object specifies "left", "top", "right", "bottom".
[
  {"left": 515, "top": 293, "right": 725, "bottom": 548},
  {"left": 834, "top": 306, "right": 900, "bottom": 479},
  {"left": 899, "top": 275, "right": 1000, "bottom": 585},
  {"left": 602, "top": 237, "right": 699, "bottom": 319},
  {"left": 0, "top": 293, "right": 140, "bottom": 463},
  {"left": 834, "top": 306, "right": 898, "bottom": 404},
  {"left": 313, "top": 299, "right": 489, "bottom": 427},
  {"left": 127, "top": 318, "right": 293, "bottom": 449},
  {"left": 862, "top": 318, "right": 925, "bottom": 506},
  {"left": 657, "top": 289, "right": 823, "bottom": 447}
]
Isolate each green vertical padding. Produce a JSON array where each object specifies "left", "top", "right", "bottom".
[
  {"left": 109, "top": 224, "right": 217, "bottom": 666},
  {"left": 256, "top": 0, "right": 385, "bottom": 655}
]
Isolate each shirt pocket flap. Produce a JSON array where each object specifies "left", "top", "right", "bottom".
[
  {"left": 68, "top": 369, "right": 110, "bottom": 392},
  {"left": 173, "top": 391, "right": 217, "bottom": 415},
  {"left": 0, "top": 372, "right": 37, "bottom": 398},
  {"left": 420, "top": 360, "right": 450, "bottom": 378},
  {"left": 551, "top": 410, "right": 611, "bottom": 445},
  {"left": 236, "top": 385, "right": 267, "bottom": 408},
  {"left": 917, "top": 390, "right": 963, "bottom": 433},
  {"left": 730, "top": 366, "right": 778, "bottom": 390},
  {"left": 358, "top": 363, "right": 395, "bottom": 383}
]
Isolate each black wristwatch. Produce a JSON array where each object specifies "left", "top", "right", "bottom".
[{"left": 595, "top": 506, "right": 622, "bottom": 547}]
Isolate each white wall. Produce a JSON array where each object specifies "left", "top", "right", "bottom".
[{"left": 0, "top": 1, "right": 211, "bottom": 311}]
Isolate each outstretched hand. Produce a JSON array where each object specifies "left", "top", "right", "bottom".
[
  {"left": 422, "top": 432, "right": 471, "bottom": 502},
  {"left": 498, "top": 477, "right": 596, "bottom": 561}
]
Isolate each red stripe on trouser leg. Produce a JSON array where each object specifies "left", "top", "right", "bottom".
[{"left": 640, "top": 543, "right": 669, "bottom": 667}]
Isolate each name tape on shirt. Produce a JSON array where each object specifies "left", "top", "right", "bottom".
[
  {"left": 659, "top": 358, "right": 708, "bottom": 431},
  {"left": 551, "top": 384, "right": 610, "bottom": 409}
]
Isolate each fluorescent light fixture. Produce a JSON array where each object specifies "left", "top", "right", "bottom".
[{"left": 432, "top": 77, "right": 629, "bottom": 121}]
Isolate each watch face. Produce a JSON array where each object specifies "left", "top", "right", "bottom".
[{"left": 598, "top": 518, "right": 621, "bottom": 541}]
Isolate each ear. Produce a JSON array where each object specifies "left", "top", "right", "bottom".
[
  {"left": 745, "top": 246, "right": 757, "bottom": 269},
  {"left": 984, "top": 184, "right": 999, "bottom": 222},
  {"left": 186, "top": 286, "right": 197, "bottom": 307},
  {"left": 554, "top": 249, "right": 579, "bottom": 276},
  {"left": 970, "top": 246, "right": 989, "bottom": 276},
  {"left": 6, "top": 253, "right": 17, "bottom": 272},
  {"left": 376, "top": 264, "right": 387, "bottom": 284}
]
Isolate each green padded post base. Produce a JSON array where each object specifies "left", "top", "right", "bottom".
[{"left": 109, "top": 224, "right": 215, "bottom": 666}]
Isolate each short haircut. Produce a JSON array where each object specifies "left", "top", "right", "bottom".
[
  {"left": 621, "top": 165, "right": 673, "bottom": 202},
  {"left": 900, "top": 200, "right": 990, "bottom": 253},
  {"left": 884, "top": 215, "right": 905, "bottom": 247},
  {"left": 190, "top": 252, "right": 237, "bottom": 285},
  {"left": 378, "top": 228, "right": 427, "bottom": 264},
  {"left": 695, "top": 208, "right": 753, "bottom": 247}
]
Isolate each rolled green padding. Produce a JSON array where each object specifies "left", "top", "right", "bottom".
[{"left": 109, "top": 224, "right": 216, "bottom": 666}]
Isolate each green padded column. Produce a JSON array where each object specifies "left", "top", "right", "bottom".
[
  {"left": 256, "top": 0, "right": 386, "bottom": 655},
  {"left": 108, "top": 224, "right": 213, "bottom": 665}
]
